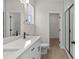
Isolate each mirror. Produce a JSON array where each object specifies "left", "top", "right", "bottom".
[
  {"left": 3, "top": 0, "right": 22, "bottom": 38},
  {"left": 9, "top": 12, "right": 21, "bottom": 36},
  {"left": 3, "top": 0, "right": 34, "bottom": 38},
  {"left": 3, "top": 12, "right": 21, "bottom": 37}
]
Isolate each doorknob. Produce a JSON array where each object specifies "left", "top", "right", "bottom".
[{"left": 31, "top": 48, "right": 35, "bottom": 51}]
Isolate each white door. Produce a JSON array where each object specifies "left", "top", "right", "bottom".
[{"left": 49, "top": 13, "right": 60, "bottom": 39}]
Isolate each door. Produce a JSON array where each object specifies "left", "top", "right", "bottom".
[
  {"left": 49, "top": 13, "right": 60, "bottom": 39},
  {"left": 65, "top": 4, "right": 75, "bottom": 59},
  {"left": 69, "top": 5, "right": 75, "bottom": 59}
]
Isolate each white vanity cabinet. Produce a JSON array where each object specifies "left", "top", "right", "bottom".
[
  {"left": 30, "top": 40, "right": 41, "bottom": 59},
  {"left": 17, "top": 38, "right": 41, "bottom": 59},
  {"left": 17, "top": 50, "right": 31, "bottom": 59}
]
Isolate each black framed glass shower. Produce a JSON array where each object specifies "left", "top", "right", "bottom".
[{"left": 65, "top": 4, "right": 74, "bottom": 59}]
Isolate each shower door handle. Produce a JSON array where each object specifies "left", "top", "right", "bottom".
[
  {"left": 71, "top": 41, "right": 75, "bottom": 44},
  {"left": 59, "top": 29, "right": 61, "bottom": 31},
  {"left": 10, "top": 29, "right": 12, "bottom": 31}
]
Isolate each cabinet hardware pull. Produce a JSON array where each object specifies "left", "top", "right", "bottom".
[
  {"left": 31, "top": 48, "right": 35, "bottom": 51},
  {"left": 33, "top": 57, "right": 35, "bottom": 59},
  {"left": 38, "top": 46, "right": 40, "bottom": 52}
]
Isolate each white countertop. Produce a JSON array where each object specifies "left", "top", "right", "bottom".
[
  {"left": 4, "top": 39, "right": 26, "bottom": 50},
  {"left": 3, "top": 36, "right": 40, "bottom": 59},
  {"left": 3, "top": 36, "right": 21, "bottom": 44}
]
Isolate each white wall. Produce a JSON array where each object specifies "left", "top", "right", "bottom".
[
  {"left": 49, "top": 14, "right": 59, "bottom": 38},
  {"left": 35, "top": 0, "right": 64, "bottom": 47},
  {"left": 24, "top": 23, "right": 35, "bottom": 35}
]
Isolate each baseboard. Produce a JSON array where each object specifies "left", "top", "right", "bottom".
[
  {"left": 64, "top": 48, "right": 72, "bottom": 59},
  {"left": 50, "top": 38, "right": 59, "bottom": 40},
  {"left": 59, "top": 43, "right": 65, "bottom": 49}
]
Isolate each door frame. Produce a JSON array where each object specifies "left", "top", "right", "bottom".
[
  {"left": 49, "top": 11, "right": 61, "bottom": 47},
  {"left": 65, "top": 4, "right": 74, "bottom": 59}
]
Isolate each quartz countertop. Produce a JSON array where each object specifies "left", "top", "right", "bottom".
[{"left": 3, "top": 36, "right": 40, "bottom": 59}]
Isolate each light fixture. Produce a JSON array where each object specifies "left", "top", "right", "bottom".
[
  {"left": 20, "top": 0, "right": 29, "bottom": 4},
  {"left": 25, "top": 0, "right": 29, "bottom": 4}
]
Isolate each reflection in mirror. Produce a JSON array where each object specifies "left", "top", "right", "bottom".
[
  {"left": 27, "top": 4, "right": 34, "bottom": 24},
  {"left": 3, "top": 0, "right": 22, "bottom": 38},
  {"left": 9, "top": 12, "right": 21, "bottom": 36},
  {"left": 3, "top": 12, "right": 21, "bottom": 37},
  {"left": 24, "top": 3, "right": 34, "bottom": 24},
  {"left": 3, "top": 0, "right": 34, "bottom": 38}
]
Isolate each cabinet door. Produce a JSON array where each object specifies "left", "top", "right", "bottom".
[
  {"left": 36, "top": 45, "right": 41, "bottom": 59},
  {"left": 30, "top": 40, "right": 41, "bottom": 59},
  {"left": 35, "top": 40, "right": 41, "bottom": 59},
  {"left": 17, "top": 49, "right": 31, "bottom": 59},
  {"left": 30, "top": 48, "right": 36, "bottom": 59}
]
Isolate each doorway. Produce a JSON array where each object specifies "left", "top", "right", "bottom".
[
  {"left": 49, "top": 13, "right": 60, "bottom": 46},
  {"left": 41, "top": 13, "right": 69, "bottom": 59}
]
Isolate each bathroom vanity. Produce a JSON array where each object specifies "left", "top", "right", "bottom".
[{"left": 3, "top": 36, "right": 41, "bottom": 59}]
